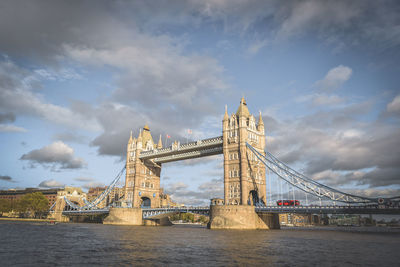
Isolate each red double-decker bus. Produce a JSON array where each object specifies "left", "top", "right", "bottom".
[{"left": 277, "top": 200, "right": 300, "bottom": 206}]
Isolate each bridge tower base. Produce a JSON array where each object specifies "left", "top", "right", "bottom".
[
  {"left": 143, "top": 217, "right": 173, "bottom": 226},
  {"left": 103, "top": 207, "right": 143, "bottom": 225},
  {"left": 208, "top": 205, "right": 280, "bottom": 230}
]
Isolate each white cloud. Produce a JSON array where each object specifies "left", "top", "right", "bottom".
[
  {"left": 38, "top": 179, "right": 64, "bottom": 188},
  {"left": 20, "top": 141, "right": 87, "bottom": 171},
  {"left": 0, "top": 60, "right": 101, "bottom": 131},
  {"left": 0, "top": 124, "right": 27, "bottom": 132},
  {"left": 315, "top": 65, "right": 352, "bottom": 91},
  {"left": 387, "top": 95, "right": 400, "bottom": 113},
  {"left": 312, "top": 94, "right": 344, "bottom": 106},
  {"left": 247, "top": 39, "right": 268, "bottom": 55},
  {"left": 63, "top": 28, "right": 228, "bottom": 158},
  {"left": 34, "top": 68, "right": 82, "bottom": 81},
  {"left": 164, "top": 178, "right": 223, "bottom": 206},
  {"left": 74, "top": 177, "right": 95, "bottom": 182}
]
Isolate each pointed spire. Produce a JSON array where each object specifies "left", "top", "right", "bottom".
[
  {"left": 241, "top": 96, "right": 246, "bottom": 105},
  {"left": 223, "top": 104, "right": 229, "bottom": 120},
  {"left": 137, "top": 128, "right": 142, "bottom": 141},
  {"left": 158, "top": 134, "right": 162, "bottom": 149},
  {"left": 258, "top": 111, "right": 264, "bottom": 126},
  {"left": 236, "top": 97, "right": 250, "bottom": 117},
  {"left": 128, "top": 130, "right": 133, "bottom": 143},
  {"left": 143, "top": 124, "right": 150, "bottom": 131}
]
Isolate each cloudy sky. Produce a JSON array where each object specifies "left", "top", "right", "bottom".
[{"left": 0, "top": 0, "right": 399, "bottom": 205}]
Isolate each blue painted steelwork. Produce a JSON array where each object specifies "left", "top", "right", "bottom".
[
  {"left": 255, "top": 205, "right": 400, "bottom": 215},
  {"left": 246, "top": 143, "right": 399, "bottom": 205},
  {"left": 62, "top": 166, "right": 125, "bottom": 211},
  {"left": 142, "top": 207, "right": 210, "bottom": 219}
]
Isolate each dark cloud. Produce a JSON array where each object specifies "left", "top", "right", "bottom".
[
  {"left": 0, "top": 175, "right": 13, "bottom": 182},
  {"left": 20, "top": 141, "right": 87, "bottom": 171},
  {"left": 1, "top": 1, "right": 399, "bottom": 62},
  {"left": 0, "top": 112, "right": 15, "bottom": 123},
  {"left": 358, "top": 167, "right": 400, "bottom": 188},
  {"left": 82, "top": 181, "right": 105, "bottom": 190},
  {"left": 266, "top": 99, "right": 400, "bottom": 188}
]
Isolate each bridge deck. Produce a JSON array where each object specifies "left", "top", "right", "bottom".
[{"left": 61, "top": 205, "right": 400, "bottom": 218}]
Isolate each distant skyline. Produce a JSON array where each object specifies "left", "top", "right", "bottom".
[{"left": 0, "top": 0, "right": 399, "bottom": 205}]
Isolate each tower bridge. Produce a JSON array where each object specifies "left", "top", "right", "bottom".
[{"left": 52, "top": 97, "right": 400, "bottom": 228}]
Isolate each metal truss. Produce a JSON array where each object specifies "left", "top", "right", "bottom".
[
  {"left": 63, "top": 166, "right": 126, "bottom": 211},
  {"left": 246, "top": 143, "right": 376, "bottom": 204},
  {"left": 139, "top": 136, "right": 223, "bottom": 163},
  {"left": 153, "top": 147, "right": 223, "bottom": 163},
  {"left": 142, "top": 207, "right": 210, "bottom": 219}
]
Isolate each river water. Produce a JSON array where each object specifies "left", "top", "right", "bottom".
[{"left": 0, "top": 221, "right": 399, "bottom": 266}]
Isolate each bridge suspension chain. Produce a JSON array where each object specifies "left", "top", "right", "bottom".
[
  {"left": 246, "top": 143, "right": 376, "bottom": 204},
  {"left": 63, "top": 165, "right": 126, "bottom": 211}
]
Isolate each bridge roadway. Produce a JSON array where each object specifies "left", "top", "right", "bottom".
[{"left": 61, "top": 205, "right": 400, "bottom": 218}]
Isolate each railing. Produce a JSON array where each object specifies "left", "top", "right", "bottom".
[
  {"left": 153, "top": 147, "right": 223, "bottom": 163},
  {"left": 255, "top": 205, "right": 400, "bottom": 214},
  {"left": 142, "top": 206, "right": 210, "bottom": 218}
]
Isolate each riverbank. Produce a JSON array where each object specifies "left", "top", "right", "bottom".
[{"left": 0, "top": 217, "right": 53, "bottom": 222}]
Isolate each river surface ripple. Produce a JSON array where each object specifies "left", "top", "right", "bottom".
[{"left": 0, "top": 221, "right": 399, "bottom": 266}]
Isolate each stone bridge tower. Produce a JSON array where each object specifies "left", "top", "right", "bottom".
[
  {"left": 125, "top": 125, "right": 162, "bottom": 208},
  {"left": 223, "top": 97, "right": 267, "bottom": 206}
]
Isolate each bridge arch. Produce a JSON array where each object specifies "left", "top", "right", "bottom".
[{"left": 141, "top": 197, "right": 151, "bottom": 208}]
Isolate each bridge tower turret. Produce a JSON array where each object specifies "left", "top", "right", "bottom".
[
  {"left": 125, "top": 125, "right": 162, "bottom": 208},
  {"left": 223, "top": 97, "right": 267, "bottom": 205}
]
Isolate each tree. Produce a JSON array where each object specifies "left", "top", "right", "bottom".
[
  {"left": 18, "top": 192, "right": 49, "bottom": 218},
  {"left": 0, "top": 199, "right": 12, "bottom": 214}
]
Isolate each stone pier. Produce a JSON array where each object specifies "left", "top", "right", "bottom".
[
  {"left": 208, "top": 205, "right": 280, "bottom": 230},
  {"left": 103, "top": 207, "right": 143, "bottom": 225},
  {"left": 103, "top": 207, "right": 173, "bottom": 226}
]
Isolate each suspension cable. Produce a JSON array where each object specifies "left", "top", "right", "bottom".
[{"left": 246, "top": 143, "right": 376, "bottom": 204}]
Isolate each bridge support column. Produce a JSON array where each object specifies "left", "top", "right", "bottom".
[
  {"left": 103, "top": 207, "right": 143, "bottom": 225},
  {"left": 208, "top": 205, "right": 280, "bottom": 230}
]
